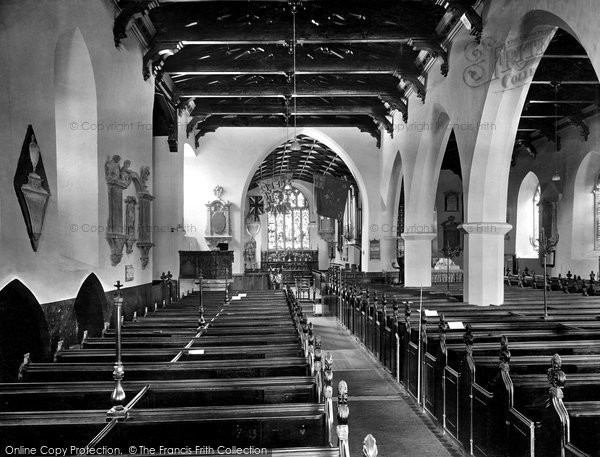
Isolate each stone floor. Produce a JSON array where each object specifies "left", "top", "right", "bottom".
[{"left": 310, "top": 316, "right": 463, "bottom": 457}]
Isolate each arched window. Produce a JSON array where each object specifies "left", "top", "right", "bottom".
[
  {"left": 533, "top": 184, "right": 541, "bottom": 244},
  {"left": 516, "top": 172, "right": 540, "bottom": 258},
  {"left": 267, "top": 186, "right": 310, "bottom": 250}
]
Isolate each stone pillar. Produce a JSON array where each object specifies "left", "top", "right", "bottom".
[
  {"left": 152, "top": 136, "right": 184, "bottom": 279},
  {"left": 461, "top": 222, "right": 512, "bottom": 306},
  {"left": 401, "top": 233, "right": 436, "bottom": 287}
]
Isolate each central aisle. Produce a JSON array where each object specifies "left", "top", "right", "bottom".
[{"left": 310, "top": 316, "right": 462, "bottom": 457}]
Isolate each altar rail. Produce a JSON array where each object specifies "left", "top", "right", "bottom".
[{"left": 431, "top": 270, "right": 463, "bottom": 284}]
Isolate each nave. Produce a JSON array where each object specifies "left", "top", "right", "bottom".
[{"left": 3, "top": 0, "right": 600, "bottom": 456}]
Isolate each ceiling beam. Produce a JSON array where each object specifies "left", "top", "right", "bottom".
[
  {"left": 191, "top": 109, "right": 393, "bottom": 134},
  {"left": 528, "top": 100, "right": 597, "bottom": 104},
  {"left": 165, "top": 36, "right": 422, "bottom": 45},
  {"left": 192, "top": 114, "right": 383, "bottom": 146},
  {"left": 530, "top": 81, "right": 600, "bottom": 85},
  {"left": 175, "top": 84, "right": 404, "bottom": 99},
  {"left": 520, "top": 115, "right": 563, "bottom": 119},
  {"left": 542, "top": 55, "right": 591, "bottom": 59},
  {"left": 164, "top": 60, "right": 419, "bottom": 75},
  {"left": 191, "top": 101, "right": 389, "bottom": 115}
]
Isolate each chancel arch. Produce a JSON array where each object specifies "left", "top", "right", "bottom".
[
  {"left": 241, "top": 128, "right": 369, "bottom": 271},
  {"left": 73, "top": 273, "right": 107, "bottom": 343},
  {"left": 54, "top": 27, "right": 99, "bottom": 265},
  {"left": 0, "top": 279, "right": 50, "bottom": 382}
]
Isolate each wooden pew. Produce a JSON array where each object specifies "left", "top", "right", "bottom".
[
  {"left": 0, "top": 376, "right": 318, "bottom": 411},
  {"left": 55, "top": 343, "right": 302, "bottom": 363},
  {"left": 329, "top": 281, "right": 600, "bottom": 457},
  {"left": 3, "top": 286, "right": 338, "bottom": 456},
  {"left": 82, "top": 333, "right": 299, "bottom": 349},
  {"left": 472, "top": 352, "right": 599, "bottom": 457},
  {"left": 0, "top": 403, "right": 328, "bottom": 449}
]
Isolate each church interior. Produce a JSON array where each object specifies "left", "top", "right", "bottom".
[{"left": 2, "top": 0, "right": 600, "bottom": 456}]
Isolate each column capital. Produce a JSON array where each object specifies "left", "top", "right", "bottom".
[
  {"left": 401, "top": 232, "right": 437, "bottom": 242},
  {"left": 459, "top": 222, "right": 512, "bottom": 237}
]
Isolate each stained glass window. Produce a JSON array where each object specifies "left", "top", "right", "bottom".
[{"left": 267, "top": 185, "right": 310, "bottom": 249}]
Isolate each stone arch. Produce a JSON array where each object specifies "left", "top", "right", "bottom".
[
  {"left": 462, "top": 9, "right": 599, "bottom": 304},
  {"left": 385, "top": 150, "right": 403, "bottom": 217},
  {"left": 380, "top": 150, "right": 403, "bottom": 269},
  {"left": 0, "top": 279, "right": 50, "bottom": 381},
  {"left": 54, "top": 27, "right": 99, "bottom": 265},
  {"left": 465, "top": 9, "right": 599, "bottom": 222},
  {"left": 0, "top": 22, "right": 9, "bottom": 242},
  {"left": 515, "top": 171, "right": 541, "bottom": 258},
  {"left": 401, "top": 106, "right": 457, "bottom": 286},
  {"left": 405, "top": 106, "right": 454, "bottom": 225},
  {"left": 73, "top": 273, "right": 107, "bottom": 342},
  {"left": 572, "top": 151, "right": 600, "bottom": 260},
  {"left": 240, "top": 127, "right": 371, "bottom": 268}
]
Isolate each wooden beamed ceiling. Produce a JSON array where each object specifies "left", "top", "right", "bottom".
[
  {"left": 248, "top": 134, "right": 358, "bottom": 189},
  {"left": 514, "top": 29, "right": 600, "bottom": 159},
  {"left": 115, "top": 0, "right": 483, "bottom": 142}
]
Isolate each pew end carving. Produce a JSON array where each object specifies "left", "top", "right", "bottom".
[
  {"left": 17, "top": 353, "right": 31, "bottom": 381},
  {"left": 53, "top": 339, "right": 64, "bottom": 363},
  {"left": 101, "top": 322, "right": 110, "bottom": 338},
  {"left": 337, "top": 380, "right": 350, "bottom": 457},
  {"left": 363, "top": 434, "right": 378, "bottom": 457},
  {"left": 81, "top": 330, "right": 88, "bottom": 347}
]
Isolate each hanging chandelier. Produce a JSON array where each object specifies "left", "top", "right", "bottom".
[
  {"left": 258, "top": 173, "right": 294, "bottom": 216},
  {"left": 551, "top": 81, "right": 561, "bottom": 182}
]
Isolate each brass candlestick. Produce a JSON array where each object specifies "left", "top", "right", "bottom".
[
  {"left": 530, "top": 228, "right": 559, "bottom": 317},
  {"left": 440, "top": 244, "right": 462, "bottom": 293}
]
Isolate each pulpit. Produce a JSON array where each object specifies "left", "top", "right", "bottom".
[{"left": 179, "top": 251, "right": 234, "bottom": 280}]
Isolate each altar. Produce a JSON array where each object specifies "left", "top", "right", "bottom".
[
  {"left": 260, "top": 250, "right": 318, "bottom": 285},
  {"left": 431, "top": 257, "right": 463, "bottom": 284}
]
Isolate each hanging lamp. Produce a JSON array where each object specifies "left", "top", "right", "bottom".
[
  {"left": 290, "top": 2, "right": 301, "bottom": 152},
  {"left": 551, "top": 82, "right": 561, "bottom": 182}
]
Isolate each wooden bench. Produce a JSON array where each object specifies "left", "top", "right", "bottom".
[
  {"left": 2, "top": 288, "right": 339, "bottom": 456},
  {"left": 56, "top": 343, "right": 303, "bottom": 363},
  {"left": 0, "top": 403, "right": 328, "bottom": 450},
  {"left": 83, "top": 333, "right": 299, "bottom": 349},
  {"left": 0, "top": 376, "right": 317, "bottom": 411}
]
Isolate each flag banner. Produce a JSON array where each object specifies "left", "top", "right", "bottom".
[
  {"left": 314, "top": 174, "right": 350, "bottom": 220},
  {"left": 248, "top": 196, "right": 264, "bottom": 218}
]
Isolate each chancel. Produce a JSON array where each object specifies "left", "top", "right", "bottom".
[{"left": 1, "top": 1, "right": 600, "bottom": 456}]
